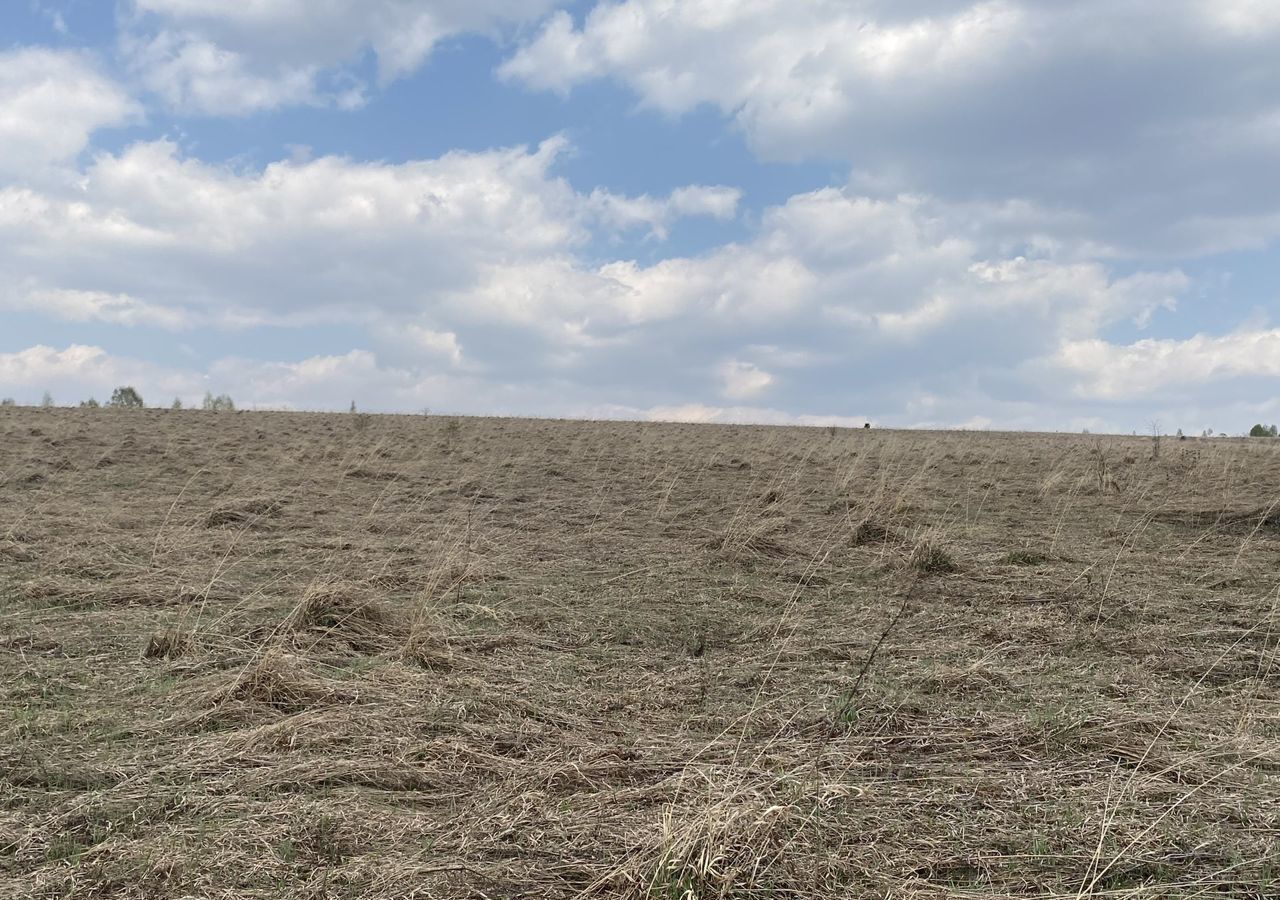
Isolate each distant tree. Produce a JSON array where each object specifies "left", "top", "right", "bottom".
[
  {"left": 80, "top": 398, "right": 100, "bottom": 408},
  {"left": 1248, "top": 423, "right": 1278, "bottom": 438},
  {"left": 108, "top": 386, "right": 144, "bottom": 409},
  {"left": 171, "top": 397, "right": 183, "bottom": 410},
  {"left": 350, "top": 400, "right": 357, "bottom": 413},
  {"left": 202, "top": 391, "right": 235, "bottom": 411},
  {"left": 0, "top": 398, "right": 15, "bottom": 407},
  {"left": 40, "top": 391, "right": 54, "bottom": 408}
]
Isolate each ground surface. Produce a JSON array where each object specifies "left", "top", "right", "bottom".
[{"left": 1, "top": 408, "right": 1277, "bottom": 899}]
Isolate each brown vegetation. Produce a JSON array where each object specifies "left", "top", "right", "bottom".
[{"left": 1, "top": 408, "right": 1277, "bottom": 898}]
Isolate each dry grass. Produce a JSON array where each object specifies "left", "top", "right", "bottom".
[{"left": 1, "top": 408, "right": 1277, "bottom": 898}]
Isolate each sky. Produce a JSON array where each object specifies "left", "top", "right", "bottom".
[{"left": 1, "top": 0, "right": 1278, "bottom": 433}]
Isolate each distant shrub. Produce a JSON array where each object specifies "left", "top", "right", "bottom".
[
  {"left": 108, "top": 386, "right": 144, "bottom": 409},
  {"left": 0, "top": 398, "right": 15, "bottom": 408},
  {"left": 40, "top": 391, "right": 54, "bottom": 409},
  {"left": 1248, "top": 423, "right": 1278, "bottom": 438},
  {"left": 80, "top": 398, "right": 100, "bottom": 408},
  {"left": 202, "top": 392, "right": 235, "bottom": 412},
  {"left": 171, "top": 397, "right": 183, "bottom": 410}
]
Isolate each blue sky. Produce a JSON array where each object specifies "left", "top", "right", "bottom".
[{"left": 1, "top": 1, "right": 1278, "bottom": 432}]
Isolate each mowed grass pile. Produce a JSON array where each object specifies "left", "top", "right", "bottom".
[{"left": 1, "top": 408, "right": 1277, "bottom": 899}]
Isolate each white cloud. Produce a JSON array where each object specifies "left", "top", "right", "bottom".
[
  {"left": 0, "top": 48, "right": 139, "bottom": 178},
  {"left": 1, "top": 142, "right": 1199, "bottom": 426},
  {"left": 586, "top": 184, "right": 740, "bottom": 239},
  {"left": 402, "top": 326, "right": 464, "bottom": 366},
  {"left": 0, "top": 343, "right": 406, "bottom": 410},
  {"left": 0, "top": 6, "right": 1270, "bottom": 433},
  {"left": 0, "top": 342, "right": 610, "bottom": 416},
  {"left": 669, "top": 185, "right": 741, "bottom": 221},
  {"left": 7, "top": 288, "right": 194, "bottom": 330},
  {"left": 0, "top": 91, "right": 1254, "bottom": 433},
  {"left": 503, "top": 0, "right": 1280, "bottom": 256},
  {"left": 584, "top": 188, "right": 1187, "bottom": 346},
  {"left": 502, "top": 1, "right": 1021, "bottom": 108},
  {"left": 1050, "top": 330, "right": 1280, "bottom": 401},
  {"left": 0, "top": 344, "right": 198, "bottom": 402},
  {"left": 1198, "top": 0, "right": 1280, "bottom": 35},
  {"left": 0, "top": 136, "right": 746, "bottom": 347},
  {"left": 0, "top": 343, "right": 419, "bottom": 410},
  {"left": 207, "top": 349, "right": 387, "bottom": 408},
  {"left": 718, "top": 359, "right": 773, "bottom": 399},
  {"left": 123, "top": 31, "right": 346, "bottom": 116},
  {"left": 124, "top": 0, "right": 563, "bottom": 114}
]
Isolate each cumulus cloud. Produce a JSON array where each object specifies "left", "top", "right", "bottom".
[
  {"left": 0, "top": 4, "right": 1271, "bottom": 432},
  {"left": 718, "top": 360, "right": 773, "bottom": 400},
  {"left": 206, "top": 349, "right": 391, "bottom": 409},
  {"left": 503, "top": 0, "right": 1280, "bottom": 256},
  {"left": 0, "top": 48, "right": 139, "bottom": 178},
  {"left": 122, "top": 31, "right": 351, "bottom": 116},
  {"left": 585, "top": 189, "right": 1187, "bottom": 348},
  {"left": 123, "top": 0, "right": 564, "bottom": 113},
  {"left": 0, "top": 342, "right": 848, "bottom": 426},
  {"left": 503, "top": 1, "right": 1022, "bottom": 106},
  {"left": 1049, "top": 329, "right": 1280, "bottom": 400},
  {"left": 587, "top": 184, "right": 741, "bottom": 239},
  {"left": 0, "top": 343, "right": 424, "bottom": 410},
  {"left": 401, "top": 327, "right": 465, "bottom": 367},
  {"left": 0, "top": 344, "right": 199, "bottom": 403},
  {"left": 6, "top": 288, "right": 194, "bottom": 330},
  {"left": 0, "top": 138, "right": 1205, "bottom": 427},
  {"left": 0, "top": 342, "right": 625, "bottom": 417},
  {"left": 1199, "top": 0, "right": 1280, "bottom": 35},
  {"left": 0, "top": 136, "right": 735, "bottom": 333}
]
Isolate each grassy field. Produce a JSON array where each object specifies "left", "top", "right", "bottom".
[{"left": 1, "top": 408, "right": 1277, "bottom": 899}]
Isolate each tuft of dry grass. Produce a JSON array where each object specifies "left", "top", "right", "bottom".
[
  {"left": 908, "top": 535, "right": 958, "bottom": 574},
  {"left": 283, "top": 585, "right": 406, "bottom": 655},
  {"left": 142, "top": 627, "right": 191, "bottom": 659},
  {"left": 606, "top": 775, "right": 814, "bottom": 899},
  {"left": 849, "top": 517, "right": 902, "bottom": 546},
  {"left": 201, "top": 497, "right": 282, "bottom": 527},
  {"left": 207, "top": 652, "right": 355, "bottom": 716}
]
